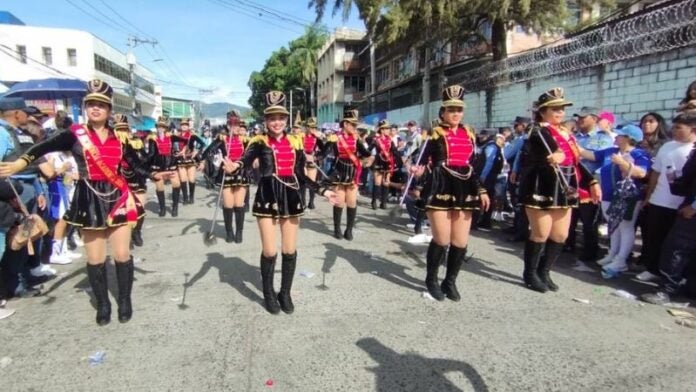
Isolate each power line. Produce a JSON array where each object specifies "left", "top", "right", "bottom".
[
  {"left": 96, "top": 0, "right": 157, "bottom": 41},
  {"left": 63, "top": 0, "right": 130, "bottom": 36},
  {"left": 206, "top": 0, "right": 304, "bottom": 35}
]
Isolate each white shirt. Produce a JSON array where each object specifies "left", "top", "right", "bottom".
[{"left": 649, "top": 140, "right": 694, "bottom": 209}]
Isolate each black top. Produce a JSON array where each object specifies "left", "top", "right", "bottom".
[
  {"left": 19, "top": 128, "right": 151, "bottom": 181},
  {"left": 671, "top": 142, "right": 696, "bottom": 206}
]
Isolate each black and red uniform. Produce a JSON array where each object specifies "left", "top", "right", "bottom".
[
  {"left": 370, "top": 133, "right": 402, "bottom": 209},
  {"left": 323, "top": 132, "right": 371, "bottom": 186},
  {"left": 233, "top": 133, "right": 327, "bottom": 219},
  {"left": 418, "top": 123, "right": 486, "bottom": 211},
  {"left": 19, "top": 125, "right": 148, "bottom": 229},
  {"left": 200, "top": 133, "right": 252, "bottom": 187}
]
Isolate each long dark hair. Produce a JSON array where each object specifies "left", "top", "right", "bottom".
[
  {"left": 681, "top": 80, "right": 696, "bottom": 104},
  {"left": 639, "top": 112, "right": 669, "bottom": 143}
]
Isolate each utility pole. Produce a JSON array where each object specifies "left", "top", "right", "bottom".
[
  {"left": 197, "top": 88, "right": 214, "bottom": 129},
  {"left": 126, "top": 36, "right": 158, "bottom": 117}
]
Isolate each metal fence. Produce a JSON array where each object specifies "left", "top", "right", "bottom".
[{"left": 454, "top": 0, "right": 696, "bottom": 92}]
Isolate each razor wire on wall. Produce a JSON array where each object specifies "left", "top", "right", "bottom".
[{"left": 454, "top": 0, "right": 696, "bottom": 92}]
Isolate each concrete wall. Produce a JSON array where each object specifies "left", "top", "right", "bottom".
[{"left": 370, "top": 45, "right": 696, "bottom": 129}]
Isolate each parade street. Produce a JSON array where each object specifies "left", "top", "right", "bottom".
[{"left": 1, "top": 184, "right": 694, "bottom": 392}]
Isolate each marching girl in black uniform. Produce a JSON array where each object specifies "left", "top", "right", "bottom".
[
  {"left": 0, "top": 80, "right": 151, "bottom": 325},
  {"left": 225, "top": 91, "right": 336, "bottom": 314},
  {"left": 175, "top": 118, "right": 206, "bottom": 205},
  {"left": 299, "top": 117, "right": 323, "bottom": 210},
  {"left": 410, "top": 85, "right": 490, "bottom": 301},
  {"left": 113, "top": 114, "right": 150, "bottom": 247},
  {"left": 198, "top": 117, "right": 251, "bottom": 243},
  {"left": 518, "top": 88, "right": 599, "bottom": 292},
  {"left": 323, "top": 108, "right": 371, "bottom": 240},
  {"left": 370, "top": 119, "right": 401, "bottom": 210},
  {"left": 148, "top": 116, "right": 185, "bottom": 217}
]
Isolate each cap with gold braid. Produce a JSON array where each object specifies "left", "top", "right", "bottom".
[
  {"left": 83, "top": 79, "right": 113, "bottom": 107},
  {"left": 156, "top": 115, "right": 169, "bottom": 128},
  {"left": 292, "top": 111, "right": 303, "bottom": 129},
  {"left": 263, "top": 91, "right": 290, "bottom": 116},
  {"left": 113, "top": 113, "right": 129, "bottom": 131},
  {"left": 441, "top": 84, "right": 466, "bottom": 108},
  {"left": 180, "top": 118, "right": 190, "bottom": 126},
  {"left": 306, "top": 117, "right": 317, "bottom": 128},
  {"left": 377, "top": 119, "right": 390, "bottom": 130},
  {"left": 341, "top": 107, "right": 359, "bottom": 125},
  {"left": 536, "top": 87, "right": 573, "bottom": 109}
]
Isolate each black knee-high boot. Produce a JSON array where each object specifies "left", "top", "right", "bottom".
[
  {"left": 244, "top": 190, "right": 250, "bottom": 212},
  {"left": 132, "top": 216, "right": 144, "bottom": 247},
  {"left": 157, "top": 190, "right": 166, "bottom": 217},
  {"left": 425, "top": 241, "right": 447, "bottom": 301},
  {"left": 523, "top": 240, "right": 548, "bottom": 293},
  {"left": 333, "top": 206, "right": 343, "bottom": 239},
  {"left": 233, "top": 207, "right": 245, "bottom": 244},
  {"left": 260, "top": 254, "right": 280, "bottom": 314},
  {"left": 538, "top": 240, "right": 564, "bottom": 292},
  {"left": 344, "top": 207, "right": 357, "bottom": 241},
  {"left": 277, "top": 252, "right": 297, "bottom": 314},
  {"left": 171, "top": 187, "right": 180, "bottom": 217},
  {"left": 441, "top": 245, "right": 467, "bottom": 301},
  {"left": 188, "top": 181, "right": 196, "bottom": 204},
  {"left": 115, "top": 258, "right": 134, "bottom": 323},
  {"left": 223, "top": 207, "right": 235, "bottom": 243},
  {"left": 380, "top": 184, "right": 388, "bottom": 209},
  {"left": 86, "top": 263, "right": 111, "bottom": 325},
  {"left": 307, "top": 188, "right": 316, "bottom": 209},
  {"left": 371, "top": 185, "right": 378, "bottom": 210},
  {"left": 180, "top": 181, "right": 189, "bottom": 205}
]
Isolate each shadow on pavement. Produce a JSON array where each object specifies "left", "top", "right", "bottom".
[
  {"left": 356, "top": 337, "right": 489, "bottom": 392},
  {"left": 321, "top": 242, "right": 423, "bottom": 292},
  {"left": 185, "top": 252, "right": 263, "bottom": 306}
]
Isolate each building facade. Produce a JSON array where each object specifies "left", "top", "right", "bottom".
[
  {"left": 316, "top": 28, "right": 368, "bottom": 126},
  {"left": 0, "top": 14, "right": 160, "bottom": 126}
]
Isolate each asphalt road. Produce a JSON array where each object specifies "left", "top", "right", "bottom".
[{"left": 1, "top": 183, "right": 694, "bottom": 392}]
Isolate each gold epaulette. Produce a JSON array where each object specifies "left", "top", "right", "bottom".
[
  {"left": 147, "top": 133, "right": 157, "bottom": 141},
  {"left": 430, "top": 127, "right": 445, "bottom": 140},
  {"left": 129, "top": 138, "right": 144, "bottom": 150},
  {"left": 219, "top": 134, "right": 227, "bottom": 142},
  {"left": 287, "top": 134, "right": 303, "bottom": 150},
  {"left": 114, "top": 130, "right": 129, "bottom": 144},
  {"left": 326, "top": 134, "right": 338, "bottom": 143},
  {"left": 247, "top": 134, "right": 268, "bottom": 146},
  {"left": 463, "top": 125, "right": 476, "bottom": 142}
]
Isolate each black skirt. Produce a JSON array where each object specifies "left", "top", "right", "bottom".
[
  {"left": 520, "top": 165, "right": 578, "bottom": 209},
  {"left": 64, "top": 180, "right": 145, "bottom": 230},
  {"left": 252, "top": 175, "right": 304, "bottom": 219},
  {"left": 123, "top": 169, "right": 147, "bottom": 194},
  {"left": 176, "top": 157, "right": 197, "bottom": 168},
  {"left": 422, "top": 165, "right": 481, "bottom": 211},
  {"left": 329, "top": 158, "right": 360, "bottom": 186},
  {"left": 215, "top": 166, "right": 251, "bottom": 188},
  {"left": 151, "top": 155, "right": 177, "bottom": 172}
]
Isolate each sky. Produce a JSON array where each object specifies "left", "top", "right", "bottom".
[{"left": 5, "top": 0, "right": 366, "bottom": 107}]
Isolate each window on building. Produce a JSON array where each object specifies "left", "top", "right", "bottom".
[
  {"left": 42, "top": 47, "right": 52, "bottom": 65},
  {"left": 16, "top": 45, "right": 27, "bottom": 63},
  {"left": 376, "top": 66, "right": 390, "bottom": 86},
  {"left": 67, "top": 48, "right": 77, "bottom": 66},
  {"left": 344, "top": 76, "right": 366, "bottom": 93}
]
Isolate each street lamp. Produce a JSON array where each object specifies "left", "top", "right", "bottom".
[{"left": 289, "top": 87, "right": 305, "bottom": 128}]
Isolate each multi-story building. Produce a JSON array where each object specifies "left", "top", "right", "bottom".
[
  {"left": 0, "top": 12, "right": 160, "bottom": 126},
  {"left": 316, "top": 28, "right": 368, "bottom": 126}
]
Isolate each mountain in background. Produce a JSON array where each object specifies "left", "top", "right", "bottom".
[{"left": 200, "top": 102, "right": 250, "bottom": 118}]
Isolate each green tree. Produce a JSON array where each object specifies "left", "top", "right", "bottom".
[{"left": 247, "top": 26, "right": 328, "bottom": 118}]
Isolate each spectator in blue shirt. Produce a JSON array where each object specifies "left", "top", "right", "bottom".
[{"left": 580, "top": 124, "right": 651, "bottom": 276}]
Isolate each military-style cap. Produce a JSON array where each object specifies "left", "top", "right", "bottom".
[
  {"left": 341, "top": 107, "right": 359, "bottom": 125},
  {"left": 180, "top": 118, "right": 191, "bottom": 126},
  {"left": 83, "top": 79, "right": 113, "bottom": 106},
  {"left": 306, "top": 117, "right": 318, "bottom": 128},
  {"left": 156, "top": 115, "right": 169, "bottom": 128},
  {"left": 113, "top": 113, "right": 129, "bottom": 131},
  {"left": 377, "top": 119, "right": 390, "bottom": 129},
  {"left": 536, "top": 87, "right": 573, "bottom": 109},
  {"left": 263, "top": 91, "right": 289, "bottom": 116},
  {"left": 441, "top": 84, "right": 466, "bottom": 108}
]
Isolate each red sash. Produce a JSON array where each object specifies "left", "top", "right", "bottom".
[
  {"left": 338, "top": 134, "right": 362, "bottom": 185},
  {"left": 548, "top": 126, "right": 589, "bottom": 200},
  {"left": 74, "top": 126, "right": 139, "bottom": 226}
]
